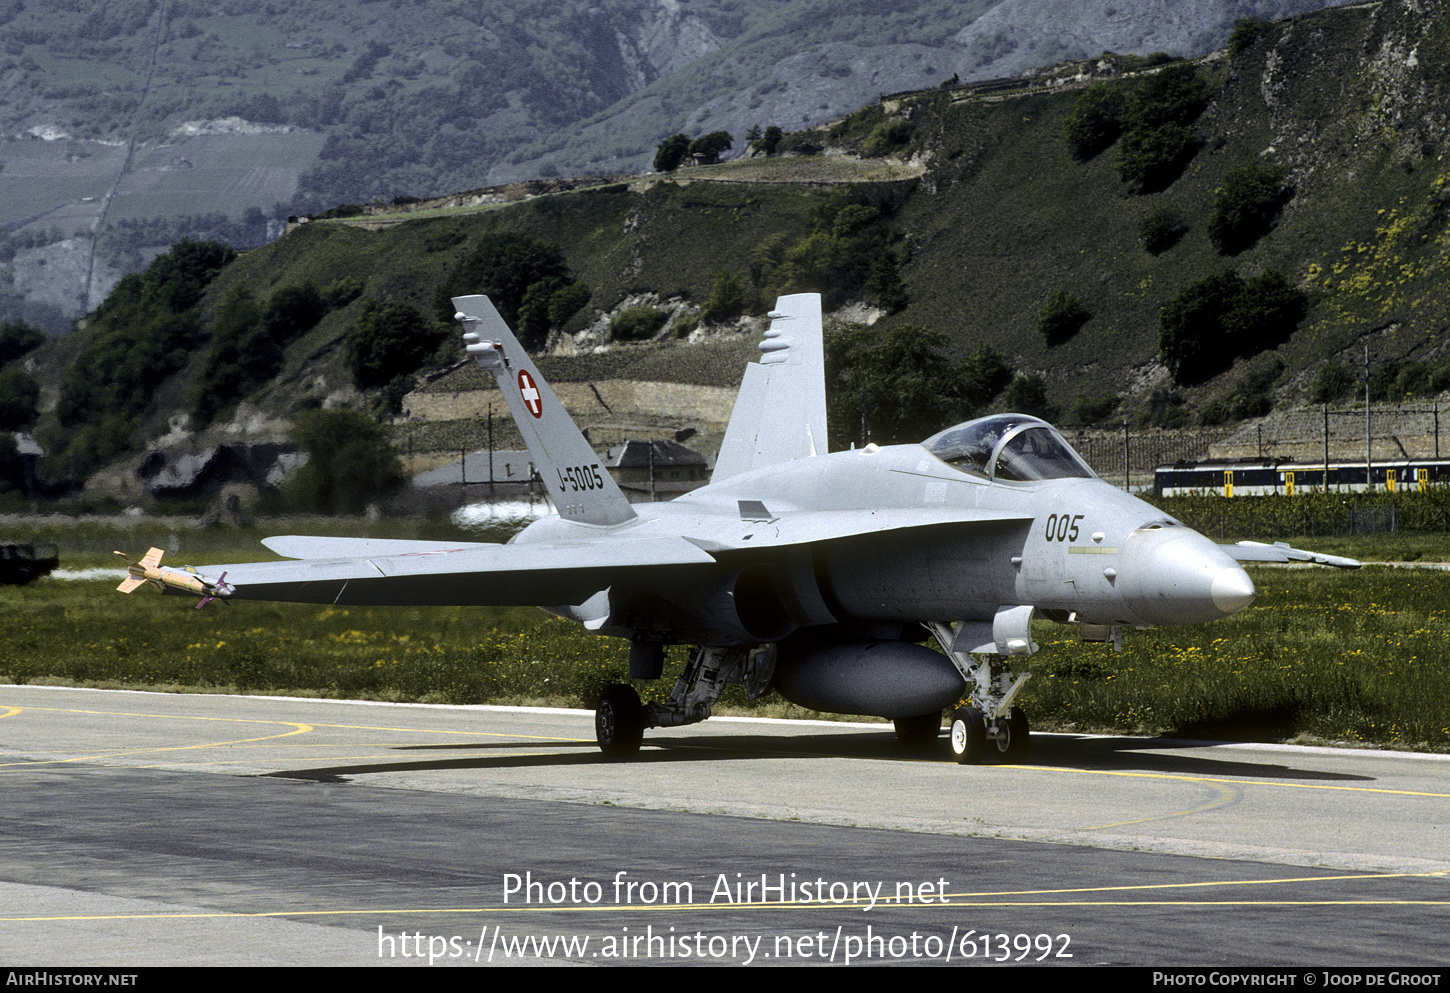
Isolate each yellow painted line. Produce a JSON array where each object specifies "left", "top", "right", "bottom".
[
  {"left": 1087, "top": 777, "right": 1241, "bottom": 830},
  {"left": 1004, "top": 763, "right": 1450, "bottom": 800},
  {"left": 132, "top": 751, "right": 584, "bottom": 770},
  {"left": 300, "top": 720, "right": 589, "bottom": 744},
  {"left": 1068, "top": 546, "right": 1118, "bottom": 554},
  {"left": 0, "top": 704, "right": 589, "bottom": 740},
  {"left": 9, "top": 890, "right": 1450, "bottom": 922},
  {"left": 0, "top": 705, "right": 313, "bottom": 766},
  {"left": 0, "top": 706, "right": 21, "bottom": 719}
]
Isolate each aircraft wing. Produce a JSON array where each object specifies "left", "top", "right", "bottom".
[
  {"left": 1223, "top": 540, "right": 1361, "bottom": 569},
  {"left": 193, "top": 537, "right": 719, "bottom": 606},
  {"left": 189, "top": 507, "right": 1031, "bottom": 607}
]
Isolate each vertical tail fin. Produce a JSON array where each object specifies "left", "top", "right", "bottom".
[
  {"left": 452, "top": 295, "right": 636, "bottom": 526},
  {"left": 713, "top": 293, "right": 827, "bottom": 481}
]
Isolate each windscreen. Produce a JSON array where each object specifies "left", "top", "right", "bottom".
[{"left": 922, "top": 415, "right": 1096, "bottom": 481}]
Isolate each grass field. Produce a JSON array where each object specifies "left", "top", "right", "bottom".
[{"left": 2, "top": 524, "right": 1446, "bottom": 750}]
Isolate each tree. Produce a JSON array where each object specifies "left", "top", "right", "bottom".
[
  {"left": 653, "top": 133, "right": 690, "bottom": 172},
  {"left": 688, "top": 130, "right": 733, "bottom": 165},
  {"left": 1063, "top": 393, "right": 1120, "bottom": 428},
  {"left": 1117, "top": 123, "right": 1195, "bottom": 194},
  {"left": 1003, "top": 375, "right": 1057, "bottom": 422},
  {"left": 1310, "top": 361, "right": 1355, "bottom": 404},
  {"left": 958, "top": 343, "right": 1012, "bottom": 411},
  {"left": 547, "top": 281, "right": 591, "bottom": 328},
  {"left": 0, "top": 364, "right": 39, "bottom": 431},
  {"left": 826, "top": 324, "right": 980, "bottom": 447},
  {"left": 440, "top": 232, "right": 579, "bottom": 348},
  {"left": 0, "top": 320, "right": 45, "bottom": 366},
  {"left": 1127, "top": 63, "right": 1211, "bottom": 132},
  {"left": 344, "top": 300, "right": 448, "bottom": 389},
  {"left": 1158, "top": 268, "right": 1307, "bottom": 384},
  {"left": 263, "top": 283, "right": 328, "bottom": 345},
  {"left": 608, "top": 307, "right": 668, "bottom": 341},
  {"left": 699, "top": 271, "right": 755, "bottom": 324},
  {"left": 1036, "top": 291, "right": 1090, "bottom": 345},
  {"left": 1107, "top": 64, "right": 1212, "bottom": 194},
  {"left": 866, "top": 250, "right": 908, "bottom": 314},
  {"left": 1228, "top": 16, "right": 1274, "bottom": 56},
  {"left": 1139, "top": 206, "right": 1187, "bottom": 254},
  {"left": 755, "top": 125, "right": 783, "bottom": 157},
  {"left": 862, "top": 121, "right": 913, "bottom": 157},
  {"left": 281, "top": 408, "right": 405, "bottom": 515},
  {"left": 52, "top": 238, "right": 231, "bottom": 470},
  {"left": 1207, "top": 164, "right": 1288, "bottom": 254},
  {"left": 1063, "top": 82, "right": 1127, "bottom": 161},
  {"left": 142, "top": 239, "right": 236, "bottom": 312},
  {"left": 191, "top": 284, "right": 280, "bottom": 425},
  {"left": 1158, "top": 270, "right": 1246, "bottom": 383},
  {"left": 516, "top": 277, "right": 566, "bottom": 347}
]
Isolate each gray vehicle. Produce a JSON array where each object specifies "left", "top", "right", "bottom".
[{"left": 128, "top": 293, "right": 1356, "bottom": 763}]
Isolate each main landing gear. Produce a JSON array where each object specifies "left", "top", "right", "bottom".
[
  {"left": 593, "top": 645, "right": 775, "bottom": 758},
  {"left": 595, "top": 684, "right": 645, "bottom": 759}
]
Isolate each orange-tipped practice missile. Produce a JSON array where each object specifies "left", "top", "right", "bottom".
[{"left": 114, "top": 548, "right": 231, "bottom": 607}]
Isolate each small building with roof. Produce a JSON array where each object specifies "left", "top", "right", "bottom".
[{"left": 603, "top": 439, "right": 710, "bottom": 502}]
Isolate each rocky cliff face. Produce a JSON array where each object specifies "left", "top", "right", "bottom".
[{"left": 955, "top": 0, "right": 1358, "bottom": 78}]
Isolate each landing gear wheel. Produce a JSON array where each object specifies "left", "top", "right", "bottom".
[
  {"left": 596, "top": 684, "right": 644, "bottom": 759},
  {"left": 893, "top": 711, "right": 942, "bottom": 750},
  {"left": 950, "top": 706, "right": 986, "bottom": 765},
  {"left": 994, "top": 706, "right": 1030, "bottom": 764}
]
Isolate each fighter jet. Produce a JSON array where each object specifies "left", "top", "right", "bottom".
[{"left": 123, "top": 293, "right": 1357, "bottom": 763}]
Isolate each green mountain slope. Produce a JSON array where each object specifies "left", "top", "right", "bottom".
[
  {"left": 1, "top": 0, "right": 1353, "bottom": 332},
  {"left": 27, "top": 0, "right": 1450, "bottom": 495}
]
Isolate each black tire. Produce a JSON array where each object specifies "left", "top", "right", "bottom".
[
  {"left": 596, "top": 684, "right": 644, "bottom": 758},
  {"left": 893, "top": 711, "right": 942, "bottom": 749},
  {"left": 995, "top": 706, "right": 1030, "bottom": 763},
  {"left": 950, "top": 706, "right": 986, "bottom": 765}
]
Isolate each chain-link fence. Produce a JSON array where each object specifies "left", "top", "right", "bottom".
[
  {"left": 1065, "top": 426, "right": 1236, "bottom": 486},
  {"left": 1211, "top": 403, "right": 1446, "bottom": 463}
]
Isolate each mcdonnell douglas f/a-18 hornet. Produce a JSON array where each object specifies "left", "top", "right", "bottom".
[{"left": 119, "top": 293, "right": 1358, "bottom": 763}]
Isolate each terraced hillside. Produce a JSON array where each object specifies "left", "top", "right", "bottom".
[{"left": 23, "top": 0, "right": 1450, "bottom": 504}]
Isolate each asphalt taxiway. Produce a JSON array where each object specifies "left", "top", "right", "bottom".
[{"left": 2, "top": 684, "right": 1447, "bottom": 966}]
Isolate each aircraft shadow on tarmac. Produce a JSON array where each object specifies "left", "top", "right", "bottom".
[{"left": 257, "top": 728, "right": 1373, "bottom": 784}]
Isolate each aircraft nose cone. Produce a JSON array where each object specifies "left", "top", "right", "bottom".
[
  {"left": 1210, "top": 567, "right": 1256, "bottom": 615},
  {"left": 1118, "top": 527, "right": 1257, "bottom": 626}
]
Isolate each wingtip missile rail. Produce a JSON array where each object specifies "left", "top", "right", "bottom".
[{"left": 114, "top": 548, "right": 232, "bottom": 607}]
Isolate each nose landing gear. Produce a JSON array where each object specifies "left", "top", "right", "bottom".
[{"left": 929, "top": 615, "right": 1034, "bottom": 766}]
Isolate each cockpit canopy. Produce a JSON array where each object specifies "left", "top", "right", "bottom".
[{"left": 921, "top": 414, "right": 1097, "bottom": 482}]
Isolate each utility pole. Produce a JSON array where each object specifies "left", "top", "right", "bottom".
[
  {"left": 1364, "top": 343, "right": 1372, "bottom": 491},
  {"left": 1122, "top": 420, "right": 1130, "bottom": 492}
]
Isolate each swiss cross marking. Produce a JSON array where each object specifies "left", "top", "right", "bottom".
[{"left": 517, "top": 370, "right": 543, "bottom": 418}]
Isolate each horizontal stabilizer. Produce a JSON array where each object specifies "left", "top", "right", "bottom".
[{"left": 1225, "top": 540, "right": 1361, "bottom": 569}]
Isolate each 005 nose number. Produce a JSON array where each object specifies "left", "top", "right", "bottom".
[{"left": 1044, "top": 513, "right": 1084, "bottom": 542}]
